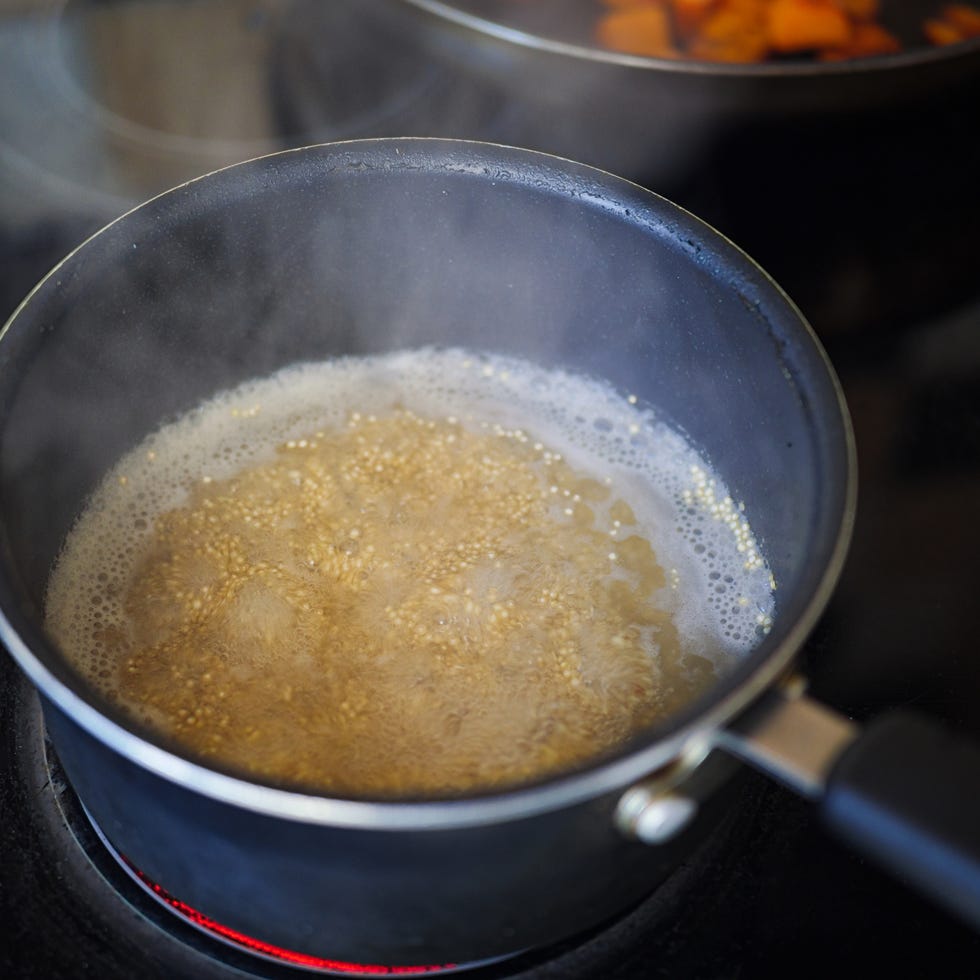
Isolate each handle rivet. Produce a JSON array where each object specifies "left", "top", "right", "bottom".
[{"left": 617, "top": 788, "right": 698, "bottom": 844}]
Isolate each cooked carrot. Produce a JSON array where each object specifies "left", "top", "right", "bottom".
[
  {"left": 688, "top": 0, "right": 770, "bottom": 60},
  {"left": 599, "top": 0, "right": 654, "bottom": 8},
  {"left": 924, "top": 17, "right": 965, "bottom": 42},
  {"left": 766, "top": 0, "right": 853, "bottom": 52},
  {"left": 585, "top": 0, "right": 980, "bottom": 61},
  {"left": 597, "top": 2, "right": 680, "bottom": 57},
  {"left": 835, "top": 0, "right": 880, "bottom": 22},
  {"left": 942, "top": 3, "right": 980, "bottom": 34},
  {"left": 669, "top": 0, "right": 720, "bottom": 37}
]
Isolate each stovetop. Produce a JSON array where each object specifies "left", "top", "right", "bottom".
[
  {"left": 4, "top": 647, "right": 980, "bottom": 979},
  {"left": 2, "top": 1, "right": 980, "bottom": 976}
]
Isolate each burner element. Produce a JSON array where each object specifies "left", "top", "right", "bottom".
[
  {"left": 3, "top": 657, "right": 822, "bottom": 980},
  {"left": 88, "top": 812, "right": 510, "bottom": 977}
]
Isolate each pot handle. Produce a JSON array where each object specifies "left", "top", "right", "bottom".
[{"left": 718, "top": 686, "right": 980, "bottom": 930}]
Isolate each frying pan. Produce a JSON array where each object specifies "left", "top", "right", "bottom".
[
  {"left": 370, "top": 0, "right": 980, "bottom": 335},
  {"left": 388, "top": 0, "right": 980, "bottom": 156},
  {"left": 393, "top": 0, "right": 980, "bottom": 94},
  {"left": 0, "top": 139, "right": 978, "bottom": 968}
]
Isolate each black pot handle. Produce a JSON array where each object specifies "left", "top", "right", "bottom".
[
  {"left": 822, "top": 711, "right": 980, "bottom": 927},
  {"left": 719, "top": 687, "right": 980, "bottom": 929}
]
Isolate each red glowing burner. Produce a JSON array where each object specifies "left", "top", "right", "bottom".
[
  {"left": 124, "top": 859, "right": 455, "bottom": 976},
  {"left": 80, "top": 805, "right": 514, "bottom": 976}
]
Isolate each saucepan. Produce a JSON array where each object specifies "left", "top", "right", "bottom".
[{"left": 0, "top": 139, "right": 977, "bottom": 969}]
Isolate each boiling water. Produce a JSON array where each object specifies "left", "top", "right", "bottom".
[{"left": 45, "top": 348, "right": 774, "bottom": 797}]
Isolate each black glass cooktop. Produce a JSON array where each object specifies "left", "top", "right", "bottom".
[{"left": 2, "top": 1, "right": 980, "bottom": 976}]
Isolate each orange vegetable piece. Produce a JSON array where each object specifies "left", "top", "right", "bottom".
[
  {"left": 924, "top": 18, "right": 965, "bottom": 43},
  {"left": 766, "top": 0, "right": 853, "bottom": 52},
  {"left": 922, "top": 4, "right": 980, "bottom": 46},
  {"left": 835, "top": 0, "right": 880, "bottom": 22},
  {"left": 587, "top": 0, "right": 980, "bottom": 61},
  {"left": 597, "top": 2, "right": 680, "bottom": 57},
  {"left": 688, "top": 0, "right": 769, "bottom": 61},
  {"left": 669, "top": 0, "right": 719, "bottom": 37},
  {"left": 942, "top": 3, "right": 980, "bottom": 34}
]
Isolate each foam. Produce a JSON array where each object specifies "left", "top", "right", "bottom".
[{"left": 46, "top": 346, "right": 775, "bottom": 693}]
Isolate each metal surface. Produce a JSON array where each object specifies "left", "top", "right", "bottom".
[
  {"left": 719, "top": 686, "right": 859, "bottom": 797},
  {"left": 629, "top": 795, "right": 699, "bottom": 846}
]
